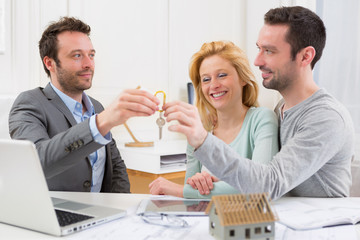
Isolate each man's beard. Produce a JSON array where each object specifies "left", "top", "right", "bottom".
[
  {"left": 261, "top": 63, "right": 295, "bottom": 92},
  {"left": 263, "top": 71, "right": 291, "bottom": 92},
  {"left": 56, "top": 65, "right": 93, "bottom": 95}
]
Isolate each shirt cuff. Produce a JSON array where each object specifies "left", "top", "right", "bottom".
[{"left": 89, "top": 114, "right": 111, "bottom": 145}]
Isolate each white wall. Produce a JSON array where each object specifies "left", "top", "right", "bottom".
[
  {"left": 0, "top": 0, "right": 13, "bottom": 94},
  {"left": 0, "top": 0, "right": 314, "bottom": 142}
]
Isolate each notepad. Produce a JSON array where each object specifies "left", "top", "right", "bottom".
[{"left": 272, "top": 197, "right": 360, "bottom": 230}]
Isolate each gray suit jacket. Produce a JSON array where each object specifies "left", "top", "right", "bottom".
[{"left": 9, "top": 83, "right": 130, "bottom": 193}]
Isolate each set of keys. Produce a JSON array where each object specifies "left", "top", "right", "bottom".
[{"left": 154, "top": 91, "right": 166, "bottom": 140}]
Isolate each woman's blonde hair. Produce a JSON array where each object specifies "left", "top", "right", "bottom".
[{"left": 189, "top": 41, "right": 259, "bottom": 131}]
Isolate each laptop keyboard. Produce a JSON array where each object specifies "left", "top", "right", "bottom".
[{"left": 55, "top": 209, "right": 94, "bottom": 227}]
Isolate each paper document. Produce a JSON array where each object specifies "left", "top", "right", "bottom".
[
  {"left": 272, "top": 197, "right": 360, "bottom": 230},
  {"left": 65, "top": 214, "right": 211, "bottom": 240},
  {"left": 275, "top": 222, "right": 359, "bottom": 240},
  {"left": 160, "top": 154, "right": 187, "bottom": 168}
]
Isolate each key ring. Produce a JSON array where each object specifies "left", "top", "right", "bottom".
[{"left": 154, "top": 91, "right": 166, "bottom": 112}]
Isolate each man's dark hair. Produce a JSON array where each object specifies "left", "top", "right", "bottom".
[
  {"left": 265, "top": 6, "right": 326, "bottom": 69},
  {"left": 39, "top": 17, "right": 91, "bottom": 77}
]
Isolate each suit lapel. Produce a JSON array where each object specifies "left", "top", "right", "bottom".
[{"left": 43, "top": 83, "right": 78, "bottom": 126}]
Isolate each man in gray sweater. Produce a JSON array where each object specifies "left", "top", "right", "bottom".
[{"left": 162, "top": 6, "right": 354, "bottom": 200}]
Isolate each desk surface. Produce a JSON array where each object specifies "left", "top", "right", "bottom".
[{"left": 1, "top": 192, "right": 360, "bottom": 240}]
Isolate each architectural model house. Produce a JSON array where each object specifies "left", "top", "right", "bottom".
[{"left": 205, "top": 193, "right": 277, "bottom": 240}]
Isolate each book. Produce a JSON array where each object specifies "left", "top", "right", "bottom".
[{"left": 272, "top": 197, "right": 360, "bottom": 230}]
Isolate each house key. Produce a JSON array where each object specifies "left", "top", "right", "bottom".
[
  {"left": 156, "top": 111, "right": 165, "bottom": 140},
  {"left": 154, "top": 91, "right": 167, "bottom": 140}
]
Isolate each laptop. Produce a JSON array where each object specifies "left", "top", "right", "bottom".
[{"left": 0, "top": 139, "right": 126, "bottom": 236}]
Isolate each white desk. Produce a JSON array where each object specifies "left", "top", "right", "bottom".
[{"left": 1, "top": 192, "right": 360, "bottom": 240}]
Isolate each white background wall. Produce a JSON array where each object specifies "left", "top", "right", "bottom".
[{"left": 0, "top": 0, "right": 315, "bottom": 142}]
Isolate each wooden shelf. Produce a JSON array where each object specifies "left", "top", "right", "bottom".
[{"left": 127, "top": 169, "right": 185, "bottom": 194}]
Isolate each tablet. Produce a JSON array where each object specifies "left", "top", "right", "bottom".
[{"left": 136, "top": 198, "right": 210, "bottom": 216}]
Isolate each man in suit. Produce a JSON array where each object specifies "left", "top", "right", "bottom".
[{"left": 9, "top": 17, "right": 160, "bottom": 193}]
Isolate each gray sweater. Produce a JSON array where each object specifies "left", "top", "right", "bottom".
[{"left": 194, "top": 89, "right": 355, "bottom": 200}]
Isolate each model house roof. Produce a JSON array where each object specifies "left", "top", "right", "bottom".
[{"left": 205, "top": 193, "right": 277, "bottom": 226}]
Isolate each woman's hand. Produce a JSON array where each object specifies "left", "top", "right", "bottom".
[
  {"left": 149, "top": 177, "right": 183, "bottom": 197},
  {"left": 186, "top": 171, "right": 219, "bottom": 195}
]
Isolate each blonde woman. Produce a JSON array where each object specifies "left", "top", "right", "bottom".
[{"left": 149, "top": 41, "right": 279, "bottom": 198}]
